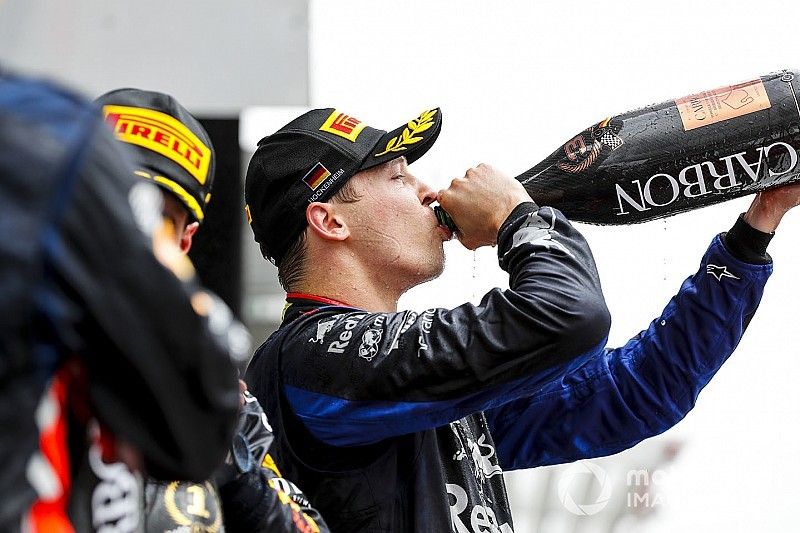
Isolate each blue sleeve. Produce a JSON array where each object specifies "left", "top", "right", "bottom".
[{"left": 485, "top": 234, "right": 772, "bottom": 470}]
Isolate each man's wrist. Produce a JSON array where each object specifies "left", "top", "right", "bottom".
[
  {"left": 497, "top": 202, "right": 539, "bottom": 253},
  {"left": 722, "top": 213, "right": 774, "bottom": 265},
  {"left": 742, "top": 193, "right": 785, "bottom": 233}
]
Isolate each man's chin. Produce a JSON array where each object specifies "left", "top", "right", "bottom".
[{"left": 419, "top": 249, "right": 446, "bottom": 284}]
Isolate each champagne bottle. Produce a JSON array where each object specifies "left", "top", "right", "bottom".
[{"left": 510, "top": 69, "right": 800, "bottom": 225}]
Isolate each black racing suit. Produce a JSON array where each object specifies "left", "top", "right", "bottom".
[
  {"left": 247, "top": 202, "right": 772, "bottom": 532},
  {"left": 0, "top": 71, "right": 239, "bottom": 530},
  {"left": 144, "top": 389, "right": 330, "bottom": 532},
  {"left": 216, "top": 390, "right": 329, "bottom": 532}
]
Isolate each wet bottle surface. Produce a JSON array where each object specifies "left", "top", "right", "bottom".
[{"left": 515, "top": 69, "right": 800, "bottom": 225}]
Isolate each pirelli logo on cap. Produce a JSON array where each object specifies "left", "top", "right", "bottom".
[
  {"left": 103, "top": 105, "right": 211, "bottom": 185},
  {"left": 319, "top": 110, "right": 366, "bottom": 142}
]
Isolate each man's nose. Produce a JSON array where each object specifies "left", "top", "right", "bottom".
[{"left": 418, "top": 181, "right": 437, "bottom": 206}]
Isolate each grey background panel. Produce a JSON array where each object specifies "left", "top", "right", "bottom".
[
  {"left": 0, "top": 0, "right": 309, "bottom": 113},
  {"left": 0, "top": 0, "right": 308, "bottom": 336}
]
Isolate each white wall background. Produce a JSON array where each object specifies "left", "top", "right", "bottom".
[{"left": 303, "top": 1, "right": 800, "bottom": 531}]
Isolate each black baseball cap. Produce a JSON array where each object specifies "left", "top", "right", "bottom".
[
  {"left": 245, "top": 107, "right": 442, "bottom": 265},
  {"left": 95, "top": 88, "right": 215, "bottom": 222}
]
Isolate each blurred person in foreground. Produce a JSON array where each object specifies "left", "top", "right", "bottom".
[
  {"left": 243, "top": 107, "right": 800, "bottom": 532},
  {"left": 0, "top": 71, "right": 240, "bottom": 532},
  {"left": 96, "top": 88, "right": 328, "bottom": 533}
]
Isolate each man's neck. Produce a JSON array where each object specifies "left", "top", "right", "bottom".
[
  {"left": 295, "top": 259, "right": 404, "bottom": 313},
  {"left": 293, "top": 283, "right": 400, "bottom": 313}
]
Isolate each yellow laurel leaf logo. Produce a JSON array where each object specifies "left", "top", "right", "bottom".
[{"left": 374, "top": 109, "right": 437, "bottom": 157}]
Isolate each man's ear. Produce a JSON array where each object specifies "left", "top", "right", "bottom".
[
  {"left": 179, "top": 221, "right": 199, "bottom": 253},
  {"left": 306, "top": 202, "right": 349, "bottom": 242}
]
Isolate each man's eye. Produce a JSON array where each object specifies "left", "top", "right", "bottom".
[{"left": 392, "top": 174, "right": 405, "bottom": 181}]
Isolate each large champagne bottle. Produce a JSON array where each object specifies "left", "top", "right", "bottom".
[{"left": 513, "top": 69, "right": 800, "bottom": 224}]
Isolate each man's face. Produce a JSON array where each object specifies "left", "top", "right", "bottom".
[
  {"left": 161, "top": 192, "right": 198, "bottom": 254},
  {"left": 335, "top": 157, "right": 450, "bottom": 291}
]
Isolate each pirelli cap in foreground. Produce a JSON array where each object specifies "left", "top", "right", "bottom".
[
  {"left": 245, "top": 107, "right": 442, "bottom": 265},
  {"left": 96, "top": 89, "right": 215, "bottom": 222}
]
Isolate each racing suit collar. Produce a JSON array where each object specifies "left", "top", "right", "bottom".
[{"left": 282, "top": 292, "right": 358, "bottom": 324}]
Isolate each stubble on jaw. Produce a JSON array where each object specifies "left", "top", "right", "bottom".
[{"left": 352, "top": 229, "right": 446, "bottom": 294}]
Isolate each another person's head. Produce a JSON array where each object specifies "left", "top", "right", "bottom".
[
  {"left": 95, "top": 89, "right": 215, "bottom": 254},
  {"left": 245, "top": 108, "right": 449, "bottom": 295}
]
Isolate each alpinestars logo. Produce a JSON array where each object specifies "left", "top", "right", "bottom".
[
  {"left": 510, "top": 207, "right": 574, "bottom": 259},
  {"left": 706, "top": 264, "right": 740, "bottom": 282}
]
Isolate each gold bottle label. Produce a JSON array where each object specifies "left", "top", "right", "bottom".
[{"left": 675, "top": 79, "right": 771, "bottom": 131}]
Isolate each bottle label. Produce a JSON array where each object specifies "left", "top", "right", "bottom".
[{"left": 675, "top": 79, "right": 771, "bottom": 131}]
